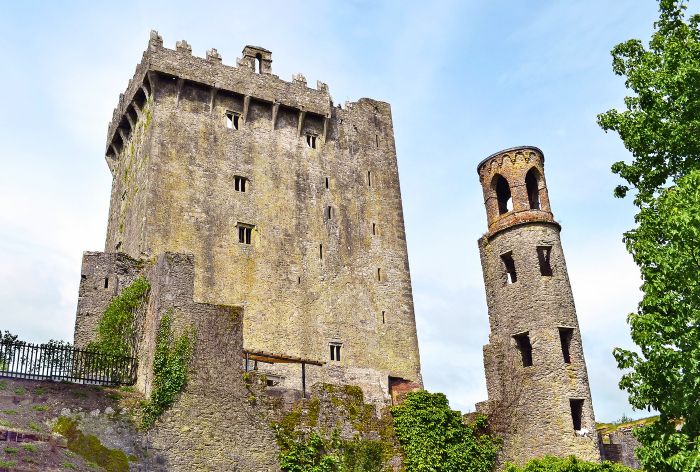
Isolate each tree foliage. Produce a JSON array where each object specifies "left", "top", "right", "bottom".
[
  {"left": 597, "top": 0, "right": 700, "bottom": 204},
  {"left": 504, "top": 455, "right": 635, "bottom": 472},
  {"left": 597, "top": 1, "right": 700, "bottom": 470},
  {"left": 390, "top": 390, "right": 500, "bottom": 472},
  {"left": 615, "top": 169, "right": 700, "bottom": 470}
]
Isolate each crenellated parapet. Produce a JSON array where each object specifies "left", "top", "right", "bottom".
[
  {"left": 477, "top": 146, "right": 555, "bottom": 236},
  {"left": 105, "top": 30, "right": 333, "bottom": 162}
]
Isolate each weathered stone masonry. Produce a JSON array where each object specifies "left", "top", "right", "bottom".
[
  {"left": 75, "top": 31, "right": 422, "bottom": 407},
  {"left": 475, "top": 146, "right": 600, "bottom": 466}
]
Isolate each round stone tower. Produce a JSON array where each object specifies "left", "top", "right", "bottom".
[{"left": 475, "top": 146, "right": 600, "bottom": 465}]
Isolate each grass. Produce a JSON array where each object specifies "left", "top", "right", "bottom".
[
  {"left": 13, "top": 387, "right": 25, "bottom": 396},
  {"left": 28, "top": 421, "right": 42, "bottom": 432},
  {"left": 4, "top": 447, "right": 18, "bottom": 454},
  {"left": 33, "top": 386, "right": 47, "bottom": 395},
  {"left": 0, "top": 419, "right": 11, "bottom": 427},
  {"left": 61, "top": 460, "right": 76, "bottom": 469},
  {"left": 0, "top": 380, "right": 6, "bottom": 390},
  {"left": 2, "top": 409, "right": 18, "bottom": 415},
  {"left": 0, "top": 460, "right": 15, "bottom": 468},
  {"left": 22, "top": 443, "right": 38, "bottom": 453},
  {"left": 32, "top": 405, "right": 49, "bottom": 412},
  {"left": 596, "top": 415, "right": 658, "bottom": 435}
]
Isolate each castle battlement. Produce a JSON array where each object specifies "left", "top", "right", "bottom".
[{"left": 106, "top": 30, "right": 334, "bottom": 161}]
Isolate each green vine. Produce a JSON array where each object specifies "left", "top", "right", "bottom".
[
  {"left": 88, "top": 277, "right": 150, "bottom": 358},
  {"left": 141, "top": 312, "right": 194, "bottom": 428},
  {"left": 390, "top": 390, "right": 501, "bottom": 472}
]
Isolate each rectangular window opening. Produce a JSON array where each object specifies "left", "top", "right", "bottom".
[
  {"left": 234, "top": 175, "right": 247, "bottom": 192},
  {"left": 330, "top": 343, "right": 342, "bottom": 361},
  {"left": 570, "top": 399, "right": 584, "bottom": 431},
  {"left": 372, "top": 223, "right": 376, "bottom": 235},
  {"left": 104, "top": 277, "right": 109, "bottom": 289},
  {"left": 537, "top": 246, "right": 553, "bottom": 276},
  {"left": 325, "top": 177, "right": 329, "bottom": 189},
  {"left": 327, "top": 206, "right": 332, "bottom": 219},
  {"left": 513, "top": 332, "right": 533, "bottom": 367},
  {"left": 559, "top": 327, "right": 573, "bottom": 364},
  {"left": 319, "top": 243, "right": 323, "bottom": 259},
  {"left": 225, "top": 111, "right": 240, "bottom": 130},
  {"left": 306, "top": 134, "right": 317, "bottom": 149},
  {"left": 367, "top": 170, "right": 372, "bottom": 187},
  {"left": 238, "top": 224, "right": 253, "bottom": 245},
  {"left": 501, "top": 252, "right": 517, "bottom": 284},
  {"left": 381, "top": 311, "right": 385, "bottom": 324}
]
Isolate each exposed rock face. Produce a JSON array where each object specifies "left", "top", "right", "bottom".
[{"left": 475, "top": 146, "right": 600, "bottom": 466}]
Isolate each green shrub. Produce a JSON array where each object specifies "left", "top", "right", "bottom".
[
  {"left": 278, "top": 431, "right": 342, "bottom": 472},
  {"left": 141, "top": 312, "right": 193, "bottom": 428},
  {"left": 505, "top": 456, "right": 637, "bottom": 471},
  {"left": 390, "top": 390, "right": 500, "bottom": 472},
  {"left": 89, "top": 277, "right": 150, "bottom": 358}
]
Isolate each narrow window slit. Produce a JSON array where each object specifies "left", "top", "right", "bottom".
[
  {"left": 559, "top": 327, "right": 573, "bottom": 364},
  {"left": 325, "top": 177, "right": 329, "bottom": 189},
  {"left": 330, "top": 343, "right": 342, "bottom": 361},
  {"left": 513, "top": 332, "right": 533, "bottom": 367},
  {"left": 381, "top": 311, "right": 385, "bottom": 324},
  {"left": 377, "top": 268, "right": 381, "bottom": 281},
  {"left": 367, "top": 171, "right": 372, "bottom": 187},
  {"left": 327, "top": 206, "right": 332, "bottom": 219},
  {"left": 501, "top": 252, "right": 517, "bottom": 284},
  {"left": 319, "top": 244, "right": 323, "bottom": 259},
  {"left": 225, "top": 111, "right": 240, "bottom": 130},
  {"left": 570, "top": 399, "right": 584, "bottom": 431},
  {"left": 238, "top": 224, "right": 253, "bottom": 245},
  {"left": 234, "top": 175, "right": 248, "bottom": 192},
  {"left": 306, "top": 134, "right": 317, "bottom": 149},
  {"left": 104, "top": 277, "right": 109, "bottom": 289},
  {"left": 537, "top": 246, "right": 553, "bottom": 276},
  {"left": 372, "top": 223, "right": 376, "bottom": 235}
]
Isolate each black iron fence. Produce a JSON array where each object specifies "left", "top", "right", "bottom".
[{"left": 0, "top": 341, "right": 137, "bottom": 386}]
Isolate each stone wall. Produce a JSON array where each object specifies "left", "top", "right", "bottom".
[
  {"left": 599, "top": 427, "right": 641, "bottom": 469},
  {"left": 97, "top": 32, "right": 422, "bottom": 403},
  {"left": 476, "top": 147, "right": 600, "bottom": 466}
]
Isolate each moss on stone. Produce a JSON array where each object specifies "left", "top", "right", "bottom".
[{"left": 53, "top": 417, "right": 130, "bottom": 472}]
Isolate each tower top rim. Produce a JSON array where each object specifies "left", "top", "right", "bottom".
[{"left": 476, "top": 145, "right": 545, "bottom": 174}]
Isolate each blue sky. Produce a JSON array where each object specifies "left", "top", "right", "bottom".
[{"left": 1, "top": 0, "right": 692, "bottom": 422}]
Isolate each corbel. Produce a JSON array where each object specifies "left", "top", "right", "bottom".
[
  {"left": 297, "top": 108, "right": 306, "bottom": 137},
  {"left": 175, "top": 78, "right": 185, "bottom": 107},
  {"left": 271, "top": 101, "right": 280, "bottom": 131},
  {"left": 209, "top": 87, "right": 218, "bottom": 114},
  {"left": 242, "top": 95, "right": 251, "bottom": 124}
]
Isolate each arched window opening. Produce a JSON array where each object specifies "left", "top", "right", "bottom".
[
  {"left": 495, "top": 175, "right": 512, "bottom": 214},
  {"left": 255, "top": 53, "right": 262, "bottom": 74},
  {"left": 526, "top": 168, "right": 541, "bottom": 210}
]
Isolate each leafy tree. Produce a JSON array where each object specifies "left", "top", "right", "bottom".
[
  {"left": 505, "top": 455, "right": 635, "bottom": 472},
  {"left": 598, "top": 0, "right": 700, "bottom": 205},
  {"left": 390, "top": 390, "right": 500, "bottom": 472},
  {"left": 597, "top": 1, "right": 700, "bottom": 470}
]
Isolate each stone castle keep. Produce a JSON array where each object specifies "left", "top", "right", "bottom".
[{"left": 72, "top": 32, "right": 600, "bottom": 468}]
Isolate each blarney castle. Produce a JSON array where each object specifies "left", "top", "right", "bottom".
[{"left": 71, "top": 31, "right": 604, "bottom": 469}]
